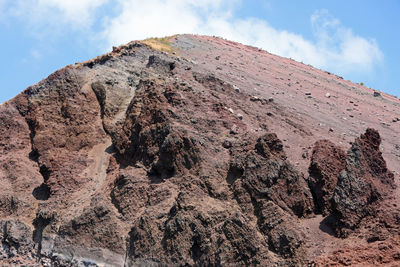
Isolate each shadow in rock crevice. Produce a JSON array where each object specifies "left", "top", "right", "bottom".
[
  {"left": 319, "top": 214, "right": 337, "bottom": 236},
  {"left": 32, "top": 184, "right": 51, "bottom": 201},
  {"left": 32, "top": 213, "right": 52, "bottom": 259}
]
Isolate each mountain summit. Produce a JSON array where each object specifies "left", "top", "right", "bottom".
[{"left": 0, "top": 35, "right": 399, "bottom": 266}]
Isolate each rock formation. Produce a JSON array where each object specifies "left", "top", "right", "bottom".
[{"left": 0, "top": 35, "right": 399, "bottom": 266}]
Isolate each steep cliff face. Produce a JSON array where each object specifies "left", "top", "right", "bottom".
[{"left": 0, "top": 35, "right": 399, "bottom": 266}]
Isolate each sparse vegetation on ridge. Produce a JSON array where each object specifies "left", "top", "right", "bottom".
[{"left": 141, "top": 36, "right": 176, "bottom": 54}]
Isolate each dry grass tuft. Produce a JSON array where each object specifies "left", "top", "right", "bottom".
[{"left": 141, "top": 36, "right": 176, "bottom": 54}]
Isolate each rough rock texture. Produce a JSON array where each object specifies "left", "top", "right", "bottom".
[
  {"left": 0, "top": 35, "right": 400, "bottom": 266},
  {"left": 330, "top": 128, "right": 396, "bottom": 237},
  {"left": 308, "top": 140, "right": 346, "bottom": 215},
  {"left": 229, "top": 133, "right": 314, "bottom": 218},
  {"left": 307, "top": 129, "right": 397, "bottom": 238},
  {"left": 228, "top": 133, "right": 313, "bottom": 260},
  {"left": 313, "top": 236, "right": 400, "bottom": 266},
  {"left": 307, "top": 128, "right": 400, "bottom": 265}
]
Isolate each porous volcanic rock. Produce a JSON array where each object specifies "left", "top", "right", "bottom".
[
  {"left": 307, "top": 129, "right": 397, "bottom": 238},
  {"left": 1, "top": 35, "right": 400, "bottom": 266},
  {"left": 229, "top": 133, "right": 314, "bottom": 218},
  {"left": 330, "top": 128, "right": 396, "bottom": 237},
  {"left": 227, "top": 133, "right": 314, "bottom": 261},
  {"left": 126, "top": 192, "right": 275, "bottom": 266}
]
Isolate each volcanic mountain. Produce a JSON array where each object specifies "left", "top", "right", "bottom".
[{"left": 0, "top": 35, "right": 399, "bottom": 266}]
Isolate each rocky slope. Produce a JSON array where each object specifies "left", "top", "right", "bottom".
[{"left": 0, "top": 35, "right": 399, "bottom": 266}]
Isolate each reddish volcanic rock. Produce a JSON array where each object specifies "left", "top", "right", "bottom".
[
  {"left": 308, "top": 139, "right": 346, "bottom": 215},
  {"left": 307, "top": 128, "right": 397, "bottom": 239},
  {"left": 331, "top": 128, "right": 396, "bottom": 237},
  {"left": 313, "top": 236, "right": 400, "bottom": 266},
  {"left": 0, "top": 35, "right": 399, "bottom": 266},
  {"left": 127, "top": 192, "right": 275, "bottom": 266}
]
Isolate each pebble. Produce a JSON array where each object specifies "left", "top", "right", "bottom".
[
  {"left": 325, "top": 93, "right": 331, "bottom": 98},
  {"left": 373, "top": 91, "right": 381, "bottom": 97},
  {"left": 228, "top": 108, "right": 234, "bottom": 114},
  {"left": 305, "top": 92, "right": 312, "bottom": 96},
  {"left": 230, "top": 125, "right": 238, "bottom": 135},
  {"left": 268, "top": 97, "right": 274, "bottom": 102},
  {"left": 222, "top": 140, "right": 232, "bottom": 148},
  {"left": 237, "top": 113, "right": 243, "bottom": 120},
  {"left": 233, "top": 85, "right": 240, "bottom": 93},
  {"left": 9, "top": 247, "right": 16, "bottom": 257}
]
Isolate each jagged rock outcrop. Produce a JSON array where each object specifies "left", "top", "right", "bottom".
[
  {"left": 308, "top": 128, "right": 396, "bottom": 237},
  {"left": 111, "top": 79, "right": 200, "bottom": 178},
  {"left": 229, "top": 133, "right": 314, "bottom": 218},
  {"left": 227, "top": 133, "right": 314, "bottom": 260},
  {"left": 308, "top": 140, "right": 346, "bottom": 215},
  {"left": 126, "top": 192, "right": 275, "bottom": 266},
  {"left": 0, "top": 35, "right": 399, "bottom": 266},
  {"left": 330, "top": 128, "right": 396, "bottom": 236}
]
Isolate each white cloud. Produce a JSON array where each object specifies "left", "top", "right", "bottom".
[
  {"left": 199, "top": 16, "right": 326, "bottom": 67},
  {"left": 0, "top": 0, "right": 8, "bottom": 21},
  {"left": 2, "top": 0, "right": 107, "bottom": 27},
  {"left": 31, "top": 49, "right": 42, "bottom": 59},
  {"left": 308, "top": 9, "right": 383, "bottom": 73},
  {"left": 1, "top": 0, "right": 383, "bottom": 76},
  {"left": 100, "top": 2, "right": 382, "bottom": 76},
  {"left": 101, "top": 0, "right": 240, "bottom": 46},
  {"left": 37, "top": 0, "right": 108, "bottom": 24},
  {"left": 102, "top": 0, "right": 203, "bottom": 45}
]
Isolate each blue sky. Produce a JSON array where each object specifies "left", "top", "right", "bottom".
[{"left": 0, "top": 0, "right": 399, "bottom": 103}]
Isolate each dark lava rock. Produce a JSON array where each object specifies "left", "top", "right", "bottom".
[
  {"left": 229, "top": 133, "right": 314, "bottom": 218},
  {"left": 126, "top": 192, "right": 274, "bottom": 266},
  {"left": 146, "top": 55, "right": 176, "bottom": 73},
  {"left": 330, "top": 128, "right": 395, "bottom": 236},
  {"left": 373, "top": 91, "right": 381, "bottom": 97},
  {"left": 257, "top": 200, "right": 306, "bottom": 257},
  {"left": 112, "top": 80, "right": 200, "bottom": 178},
  {"left": 226, "top": 133, "right": 313, "bottom": 264}
]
